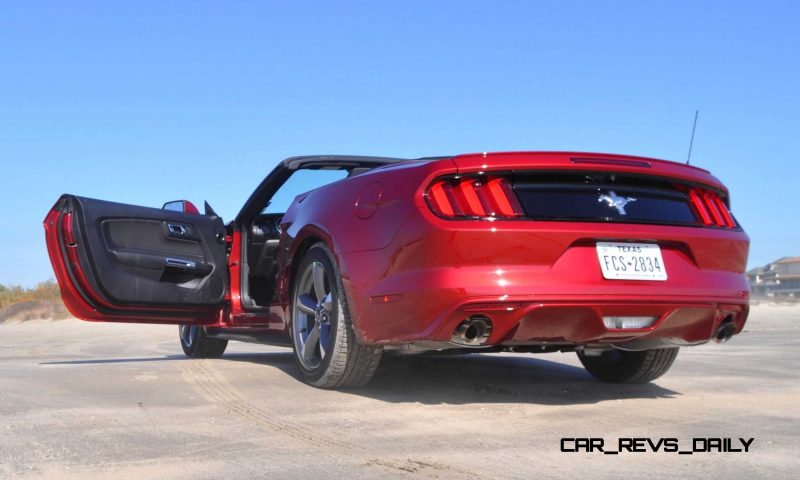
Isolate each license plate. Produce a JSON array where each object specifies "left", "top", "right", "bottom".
[{"left": 596, "top": 242, "right": 667, "bottom": 281}]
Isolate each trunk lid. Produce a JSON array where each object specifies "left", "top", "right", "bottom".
[
  {"left": 444, "top": 151, "right": 738, "bottom": 229},
  {"left": 450, "top": 151, "right": 726, "bottom": 191}
]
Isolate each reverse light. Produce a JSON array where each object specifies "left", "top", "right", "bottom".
[
  {"left": 426, "top": 176, "right": 525, "bottom": 220},
  {"left": 602, "top": 316, "right": 658, "bottom": 330}
]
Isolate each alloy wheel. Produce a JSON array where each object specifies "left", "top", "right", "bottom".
[
  {"left": 179, "top": 325, "right": 197, "bottom": 348},
  {"left": 292, "top": 261, "right": 334, "bottom": 370}
]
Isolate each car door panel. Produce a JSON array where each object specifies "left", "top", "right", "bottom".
[{"left": 44, "top": 194, "right": 227, "bottom": 324}]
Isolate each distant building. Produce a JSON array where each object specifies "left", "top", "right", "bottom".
[{"left": 746, "top": 257, "right": 800, "bottom": 297}]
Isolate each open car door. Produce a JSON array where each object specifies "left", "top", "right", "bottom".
[{"left": 44, "top": 195, "right": 228, "bottom": 324}]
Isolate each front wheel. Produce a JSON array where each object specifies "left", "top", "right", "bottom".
[
  {"left": 577, "top": 347, "right": 679, "bottom": 383},
  {"left": 291, "top": 243, "right": 382, "bottom": 388},
  {"left": 179, "top": 325, "right": 228, "bottom": 358}
]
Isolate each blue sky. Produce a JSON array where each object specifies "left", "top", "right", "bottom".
[{"left": 1, "top": 1, "right": 798, "bottom": 287}]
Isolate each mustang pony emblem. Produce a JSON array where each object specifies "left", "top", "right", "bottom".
[{"left": 598, "top": 191, "right": 637, "bottom": 215}]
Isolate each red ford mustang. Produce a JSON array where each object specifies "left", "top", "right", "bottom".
[{"left": 44, "top": 152, "right": 749, "bottom": 388}]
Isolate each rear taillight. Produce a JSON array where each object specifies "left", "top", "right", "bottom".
[
  {"left": 688, "top": 188, "right": 737, "bottom": 228},
  {"left": 426, "top": 176, "right": 525, "bottom": 219}
]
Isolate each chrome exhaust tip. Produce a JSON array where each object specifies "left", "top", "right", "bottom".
[
  {"left": 452, "top": 315, "right": 492, "bottom": 346},
  {"left": 715, "top": 320, "right": 737, "bottom": 343}
]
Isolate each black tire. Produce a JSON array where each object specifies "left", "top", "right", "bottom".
[
  {"left": 179, "top": 325, "right": 228, "bottom": 358},
  {"left": 291, "top": 243, "right": 382, "bottom": 388},
  {"left": 577, "top": 347, "right": 679, "bottom": 384}
]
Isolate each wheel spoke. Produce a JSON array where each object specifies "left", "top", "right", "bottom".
[
  {"left": 296, "top": 312, "right": 308, "bottom": 334},
  {"left": 181, "top": 325, "right": 196, "bottom": 347},
  {"left": 302, "top": 324, "right": 320, "bottom": 362},
  {"left": 321, "top": 292, "right": 333, "bottom": 313},
  {"left": 296, "top": 294, "right": 316, "bottom": 315},
  {"left": 312, "top": 262, "right": 326, "bottom": 300}
]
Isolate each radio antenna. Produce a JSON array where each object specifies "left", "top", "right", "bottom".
[{"left": 686, "top": 110, "right": 699, "bottom": 165}]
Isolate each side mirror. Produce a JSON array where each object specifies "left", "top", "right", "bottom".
[{"left": 162, "top": 200, "right": 200, "bottom": 214}]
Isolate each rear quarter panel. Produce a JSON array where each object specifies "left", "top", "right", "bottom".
[{"left": 275, "top": 159, "right": 458, "bottom": 310}]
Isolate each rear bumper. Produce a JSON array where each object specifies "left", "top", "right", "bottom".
[
  {"left": 342, "top": 211, "right": 750, "bottom": 350},
  {"left": 349, "top": 265, "right": 748, "bottom": 350},
  {"left": 421, "top": 296, "right": 747, "bottom": 350}
]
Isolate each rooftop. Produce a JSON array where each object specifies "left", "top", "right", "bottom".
[{"left": 774, "top": 257, "right": 800, "bottom": 265}]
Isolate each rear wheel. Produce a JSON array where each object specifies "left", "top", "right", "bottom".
[
  {"left": 179, "top": 325, "right": 228, "bottom": 358},
  {"left": 577, "top": 347, "right": 679, "bottom": 383},
  {"left": 291, "top": 243, "right": 382, "bottom": 388}
]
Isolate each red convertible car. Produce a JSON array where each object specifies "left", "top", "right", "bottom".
[{"left": 44, "top": 152, "right": 749, "bottom": 388}]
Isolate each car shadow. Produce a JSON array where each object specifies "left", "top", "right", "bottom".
[
  {"left": 41, "top": 350, "right": 680, "bottom": 406},
  {"left": 223, "top": 350, "right": 681, "bottom": 406}
]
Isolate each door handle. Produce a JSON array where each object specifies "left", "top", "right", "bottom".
[
  {"left": 164, "top": 222, "right": 201, "bottom": 242},
  {"left": 164, "top": 257, "right": 213, "bottom": 276},
  {"left": 165, "top": 258, "right": 197, "bottom": 270},
  {"left": 167, "top": 223, "right": 188, "bottom": 236}
]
